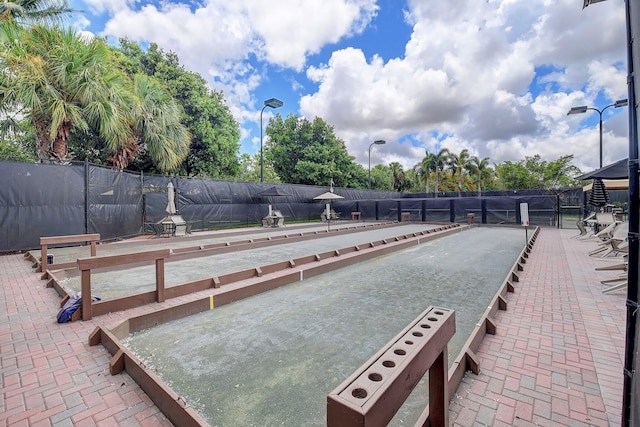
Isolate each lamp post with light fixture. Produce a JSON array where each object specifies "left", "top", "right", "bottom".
[
  {"left": 260, "top": 98, "right": 283, "bottom": 182},
  {"left": 567, "top": 99, "right": 628, "bottom": 168},
  {"left": 368, "top": 140, "right": 386, "bottom": 189}
]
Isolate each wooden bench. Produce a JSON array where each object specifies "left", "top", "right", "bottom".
[
  {"left": 77, "top": 249, "right": 170, "bottom": 320},
  {"left": 401, "top": 212, "right": 411, "bottom": 222},
  {"left": 38, "top": 233, "right": 100, "bottom": 272},
  {"left": 351, "top": 212, "right": 361, "bottom": 221}
]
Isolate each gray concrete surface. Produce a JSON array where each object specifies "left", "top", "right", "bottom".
[
  {"left": 58, "top": 223, "right": 441, "bottom": 299},
  {"left": 36, "top": 222, "right": 389, "bottom": 264},
  {"left": 122, "top": 226, "right": 525, "bottom": 426}
]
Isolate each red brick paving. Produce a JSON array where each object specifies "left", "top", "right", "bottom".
[
  {"left": 451, "top": 229, "right": 625, "bottom": 427},
  {"left": 0, "top": 253, "right": 171, "bottom": 426},
  {"left": 0, "top": 227, "right": 627, "bottom": 426}
]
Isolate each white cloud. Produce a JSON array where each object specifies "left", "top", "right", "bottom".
[
  {"left": 300, "top": 0, "right": 627, "bottom": 171},
  {"left": 74, "top": 0, "right": 629, "bottom": 174},
  {"left": 245, "top": 0, "right": 378, "bottom": 71}
]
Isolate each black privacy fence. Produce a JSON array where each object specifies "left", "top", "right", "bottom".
[{"left": 0, "top": 160, "right": 567, "bottom": 252}]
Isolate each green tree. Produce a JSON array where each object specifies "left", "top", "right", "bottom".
[
  {"left": 0, "top": 25, "right": 190, "bottom": 172},
  {"left": 414, "top": 150, "right": 434, "bottom": 193},
  {"left": 432, "top": 148, "right": 450, "bottom": 197},
  {"left": 468, "top": 156, "right": 492, "bottom": 196},
  {"left": 0, "top": 118, "right": 36, "bottom": 161},
  {"left": 116, "top": 39, "right": 240, "bottom": 178},
  {"left": 389, "top": 161, "right": 410, "bottom": 191},
  {"left": 0, "top": 0, "right": 72, "bottom": 25},
  {"left": 237, "top": 153, "right": 281, "bottom": 183},
  {"left": 0, "top": 24, "right": 131, "bottom": 164},
  {"left": 266, "top": 114, "right": 366, "bottom": 187},
  {"left": 447, "top": 149, "right": 470, "bottom": 196},
  {"left": 109, "top": 73, "right": 190, "bottom": 171},
  {"left": 370, "top": 164, "right": 393, "bottom": 191},
  {"left": 495, "top": 155, "right": 581, "bottom": 190}
]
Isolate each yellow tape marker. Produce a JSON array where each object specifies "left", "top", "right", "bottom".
[{"left": 209, "top": 295, "right": 214, "bottom": 310}]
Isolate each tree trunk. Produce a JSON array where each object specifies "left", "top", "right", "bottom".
[
  {"left": 51, "top": 121, "right": 73, "bottom": 162},
  {"left": 108, "top": 138, "right": 139, "bottom": 171},
  {"left": 33, "top": 119, "right": 53, "bottom": 162}
]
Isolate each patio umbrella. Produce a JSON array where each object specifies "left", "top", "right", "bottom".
[
  {"left": 576, "top": 158, "right": 629, "bottom": 180},
  {"left": 313, "top": 191, "right": 344, "bottom": 201},
  {"left": 166, "top": 182, "right": 177, "bottom": 214},
  {"left": 314, "top": 189, "right": 344, "bottom": 230},
  {"left": 254, "top": 186, "right": 291, "bottom": 215},
  {"left": 254, "top": 186, "right": 292, "bottom": 197},
  {"left": 588, "top": 178, "right": 610, "bottom": 207}
]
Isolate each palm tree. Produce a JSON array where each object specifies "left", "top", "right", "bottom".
[
  {"left": 389, "top": 162, "right": 405, "bottom": 191},
  {"left": 447, "top": 149, "right": 470, "bottom": 197},
  {"left": 0, "top": 24, "right": 190, "bottom": 171},
  {"left": 0, "top": 24, "right": 131, "bottom": 163},
  {"left": 0, "top": 0, "right": 73, "bottom": 25},
  {"left": 432, "top": 148, "right": 450, "bottom": 198},
  {"left": 109, "top": 74, "right": 190, "bottom": 171},
  {"left": 420, "top": 150, "right": 435, "bottom": 194},
  {"left": 469, "top": 156, "right": 491, "bottom": 196}
]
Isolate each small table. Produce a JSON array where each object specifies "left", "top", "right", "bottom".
[
  {"left": 351, "top": 212, "right": 361, "bottom": 221},
  {"left": 401, "top": 212, "right": 411, "bottom": 222}
]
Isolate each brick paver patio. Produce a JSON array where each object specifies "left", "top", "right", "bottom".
[
  {"left": 450, "top": 228, "right": 626, "bottom": 426},
  {"left": 0, "top": 227, "right": 627, "bottom": 426}
]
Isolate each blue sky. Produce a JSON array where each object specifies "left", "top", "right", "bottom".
[{"left": 70, "top": 0, "right": 629, "bottom": 174}]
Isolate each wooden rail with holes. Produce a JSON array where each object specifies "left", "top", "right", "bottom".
[
  {"left": 77, "top": 249, "right": 170, "bottom": 320},
  {"left": 38, "top": 234, "right": 100, "bottom": 272},
  {"left": 327, "top": 306, "right": 455, "bottom": 426}
]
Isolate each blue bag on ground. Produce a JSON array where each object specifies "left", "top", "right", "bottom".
[{"left": 56, "top": 292, "right": 100, "bottom": 323}]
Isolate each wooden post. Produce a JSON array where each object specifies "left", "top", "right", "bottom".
[
  {"left": 81, "top": 269, "right": 92, "bottom": 321},
  {"left": 156, "top": 258, "right": 165, "bottom": 303},
  {"left": 428, "top": 346, "right": 449, "bottom": 427},
  {"left": 38, "top": 244, "right": 48, "bottom": 273}
]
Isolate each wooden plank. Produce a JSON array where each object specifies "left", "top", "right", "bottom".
[
  {"left": 40, "top": 233, "right": 100, "bottom": 245},
  {"left": 77, "top": 249, "right": 170, "bottom": 271}
]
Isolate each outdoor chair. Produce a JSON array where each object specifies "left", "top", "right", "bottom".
[
  {"left": 593, "top": 253, "right": 628, "bottom": 294},
  {"left": 602, "top": 276, "right": 628, "bottom": 294},
  {"left": 587, "top": 220, "right": 619, "bottom": 243},
  {"left": 151, "top": 223, "right": 164, "bottom": 238},
  {"left": 594, "top": 211, "right": 617, "bottom": 233},
  {"left": 573, "top": 212, "right": 596, "bottom": 239},
  {"left": 589, "top": 221, "right": 629, "bottom": 258}
]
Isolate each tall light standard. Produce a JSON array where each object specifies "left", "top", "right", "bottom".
[
  {"left": 567, "top": 99, "right": 628, "bottom": 168},
  {"left": 368, "top": 140, "right": 386, "bottom": 189},
  {"left": 260, "top": 98, "right": 283, "bottom": 182}
]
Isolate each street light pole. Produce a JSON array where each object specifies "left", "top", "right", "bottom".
[
  {"left": 567, "top": 99, "right": 628, "bottom": 168},
  {"left": 260, "top": 98, "right": 284, "bottom": 182},
  {"left": 368, "top": 140, "right": 386, "bottom": 189}
]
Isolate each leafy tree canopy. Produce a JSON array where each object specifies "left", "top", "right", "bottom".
[
  {"left": 0, "top": 24, "right": 190, "bottom": 172},
  {"left": 116, "top": 39, "right": 241, "bottom": 178},
  {"left": 265, "top": 114, "right": 367, "bottom": 188},
  {"left": 495, "top": 154, "right": 581, "bottom": 190},
  {"left": 0, "top": 0, "right": 73, "bottom": 26}
]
